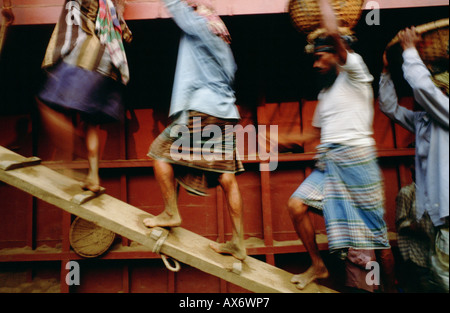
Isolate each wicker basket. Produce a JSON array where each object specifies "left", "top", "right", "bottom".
[
  {"left": 69, "top": 217, "right": 116, "bottom": 258},
  {"left": 288, "top": 0, "right": 364, "bottom": 35},
  {"left": 387, "top": 18, "right": 449, "bottom": 95},
  {"left": 387, "top": 18, "right": 449, "bottom": 70}
]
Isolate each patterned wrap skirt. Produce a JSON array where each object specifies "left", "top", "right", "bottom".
[
  {"left": 148, "top": 111, "right": 245, "bottom": 196},
  {"left": 291, "top": 143, "right": 390, "bottom": 251}
]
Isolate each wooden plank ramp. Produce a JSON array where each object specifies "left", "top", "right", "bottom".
[{"left": 0, "top": 145, "right": 336, "bottom": 293}]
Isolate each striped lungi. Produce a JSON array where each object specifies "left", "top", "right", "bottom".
[
  {"left": 291, "top": 144, "right": 390, "bottom": 251},
  {"left": 148, "top": 111, "right": 244, "bottom": 196}
]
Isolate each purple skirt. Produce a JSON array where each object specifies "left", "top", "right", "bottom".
[{"left": 38, "top": 62, "right": 124, "bottom": 124}]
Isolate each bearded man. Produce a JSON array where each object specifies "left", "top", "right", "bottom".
[{"left": 281, "top": 0, "right": 396, "bottom": 291}]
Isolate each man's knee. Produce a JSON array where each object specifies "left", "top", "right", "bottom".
[
  {"left": 154, "top": 159, "right": 172, "bottom": 172},
  {"left": 287, "top": 197, "right": 308, "bottom": 218},
  {"left": 218, "top": 173, "right": 237, "bottom": 189}
]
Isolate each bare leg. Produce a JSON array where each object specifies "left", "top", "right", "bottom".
[
  {"left": 82, "top": 124, "right": 101, "bottom": 193},
  {"left": 209, "top": 173, "right": 247, "bottom": 260},
  {"left": 143, "top": 160, "right": 182, "bottom": 228},
  {"left": 37, "top": 99, "right": 77, "bottom": 156},
  {"left": 287, "top": 197, "right": 329, "bottom": 289},
  {"left": 38, "top": 99, "right": 104, "bottom": 192},
  {"left": 37, "top": 99, "right": 88, "bottom": 158}
]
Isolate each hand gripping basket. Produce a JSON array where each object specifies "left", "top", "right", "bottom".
[
  {"left": 288, "top": 0, "right": 365, "bottom": 41},
  {"left": 387, "top": 18, "right": 449, "bottom": 94},
  {"left": 387, "top": 18, "right": 449, "bottom": 66}
]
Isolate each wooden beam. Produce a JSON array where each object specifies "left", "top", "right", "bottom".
[
  {"left": 1, "top": 0, "right": 448, "bottom": 25},
  {"left": 0, "top": 145, "right": 336, "bottom": 293}
]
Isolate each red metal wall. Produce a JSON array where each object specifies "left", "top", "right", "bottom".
[{"left": 0, "top": 103, "right": 414, "bottom": 293}]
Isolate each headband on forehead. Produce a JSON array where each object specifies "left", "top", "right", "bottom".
[
  {"left": 311, "top": 35, "right": 357, "bottom": 53},
  {"left": 314, "top": 37, "right": 336, "bottom": 53}
]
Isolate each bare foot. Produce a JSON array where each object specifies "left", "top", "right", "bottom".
[
  {"left": 209, "top": 241, "right": 247, "bottom": 261},
  {"left": 143, "top": 211, "right": 182, "bottom": 228},
  {"left": 82, "top": 176, "right": 101, "bottom": 193},
  {"left": 291, "top": 265, "right": 329, "bottom": 289}
]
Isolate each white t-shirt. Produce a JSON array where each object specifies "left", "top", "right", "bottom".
[{"left": 312, "top": 52, "right": 375, "bottom": 147}]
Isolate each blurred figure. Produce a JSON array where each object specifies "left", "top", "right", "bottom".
[
  {"left": 282, "top": 0, "right": 395, "bottom": 291},
  {"left": 395, "top": 154, "right": 437, "bottom": 292},
  {"left": 380, "top": 27, "right": 449, "bottom": 292},
  {"left": 37, "top": 0, "right": 132, "bottom": 192},
  {"left": 143, "top": 0, "right": 246, "bottom": 261}
]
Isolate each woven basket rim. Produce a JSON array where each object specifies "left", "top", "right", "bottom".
[
  {"left": 69, "top": 217, "right": 116, "bottom": 258},
  {"left": 386, "top": 18, "right": 449, "bottom": 50},
  {"left": 288, "top": 0, "right": 365, "bottom": 34}
]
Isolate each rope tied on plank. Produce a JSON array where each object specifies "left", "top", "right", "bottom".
[{"left": 150, "top": 227, "right": 181, "bottom": 272}]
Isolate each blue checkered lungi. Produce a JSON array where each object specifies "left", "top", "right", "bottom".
[{"left": 291, "top": 144, "right": 390, "bottom": 251}]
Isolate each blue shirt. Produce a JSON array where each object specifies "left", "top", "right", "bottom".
[
  {"left": 162, "top": 0, "right": 240, "bottom": 123},
  {"left": 379, "top": 48, "right": 449, "bottom": 227}
]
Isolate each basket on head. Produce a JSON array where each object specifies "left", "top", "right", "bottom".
[
  {"left": 386, "top": 18, "right": 449, "bottom": 94},
  {"left": 288, "top": 0, "right": 364, "bottom": 34},
  {"left": 419, "top": 24, "right": 449, "bottom": 65},
  {"left": 387, "top": 19, "right": 449, "bottom": 64}
]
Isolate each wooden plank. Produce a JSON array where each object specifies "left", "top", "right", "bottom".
[
  {"left": 2, "top": 0, "right": 448, "bottom": 25},
  {"left": 0, "top": 156, "right": 41, "bottom": 171},
  {"left": 0, "top": 145, "right": 336, "bottom": 293}
]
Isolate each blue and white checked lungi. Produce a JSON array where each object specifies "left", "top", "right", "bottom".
[{"left": 291, "top": 144, "right": 390, "bottom": 251}]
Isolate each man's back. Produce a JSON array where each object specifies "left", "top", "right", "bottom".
[{"left": 162, "top": 0, "right": 240, "bottom": 122}]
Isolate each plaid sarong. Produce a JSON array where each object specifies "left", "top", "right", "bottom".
[
  {"left": 396, "top": 183, "right": 434, "bottom": 268},
  {"left": 292, "top": 144, "right": 390, "bottom": 251},
  {"left": 148, "top": 111, "right": 244, "bottom": 196},
  {"left": 291, "top": 169, "right": 325, "bottom": 211}
]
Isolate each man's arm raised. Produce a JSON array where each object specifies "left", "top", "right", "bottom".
[{"left": 316, "top": 0, "right": 347, "bottom": 64}]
